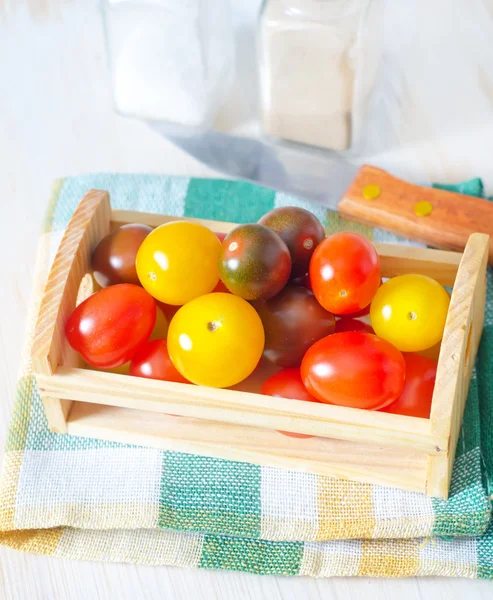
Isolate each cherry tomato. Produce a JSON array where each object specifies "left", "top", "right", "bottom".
[
  {"left": 136, "top": 221, "right": 221, "bottom": 305},
  {"left": 130, "top": 339, "right": 189, "bottom": 383},
  {"left": 301, "top": 332, "right": 405, "bottom": 409},
  {"left": 309, "top": 232, "right": 381, "bottom": 315},
  {"left": 91, "top": 223, "right": 153, "bottom": 287},
  {"left": 66, "top": 284, "right": 156, "bottom": 368},
  {"left": 167, "top": 293, "right": 265, "bottom": 388},
  {"left": 258, "top": 206, "right": 325, "bottom": 278},
  {"left": 261, "top": 368, "right": 320, "bottom": 438},
  {"left": 218, "top": 224, "right": 291, "bottom": 300},
  {"left": 334, "top": 317, "right": 373, "bottom": 334},
  {"left": 370, "top": 274, "right": 450, "bottom": 352},
  {"left": 381, "top": 354, "right": 437, "bottom": 418},
  {"left": 253, "top": 285, "right": 335, "bottom": 367}
]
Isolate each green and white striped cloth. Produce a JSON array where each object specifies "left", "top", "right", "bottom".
[{"left": 0, "top": 174, "right": 492, "bottom": 579}]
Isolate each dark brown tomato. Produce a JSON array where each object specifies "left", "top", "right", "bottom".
[
  {"left": 258, "top": 206, "right": 325, "bottom": 278},
  {"left": 91, "top": 223, "right": 153, "bottom": 287},
  {"left": 218, "top": 224, "right": 291, "bottom": 300},
  {"left": 253, "top": 285, "right": 336, "bottom": 367}
]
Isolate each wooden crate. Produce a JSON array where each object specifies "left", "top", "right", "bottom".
[{"left": 32, "top": 190, "right": 489, "bottom": 498}]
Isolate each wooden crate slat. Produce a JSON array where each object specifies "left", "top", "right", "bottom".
[
  {"left": 32, "top": 189, "right": 111, "bottom": 432},
  {"left": 67, "top": 402, "right": 428, "bottom": 493},
  {"left": 427, "top": 233, "right": 489, "bottom": 496},
  {"left": 36, "top": 365, "right": 447, "bottom": 454}
]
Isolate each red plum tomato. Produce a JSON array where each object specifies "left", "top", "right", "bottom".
[
  {"left": 66, "top": 284, "right": 156, "bottom": 368},
  {"left": 301, "top": 331, "right": 405, "bottom": 409}
]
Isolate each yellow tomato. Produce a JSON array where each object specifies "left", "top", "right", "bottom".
[
  {"left": 167, "top": 293, "right": 265, "bottom": 388},
  {"left": 136, "top": 221, "right": 220, "bottom": 305},
  {"left": 370, "top": 274, "right": 450, "bottom": 352}
]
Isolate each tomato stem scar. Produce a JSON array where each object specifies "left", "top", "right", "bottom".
[{"left": 207, "top": 321, "right": 220, "bottom": 332}]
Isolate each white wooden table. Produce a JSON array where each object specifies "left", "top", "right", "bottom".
[{"left": 1, "top": 1, "right": 493, "bottom": 598}]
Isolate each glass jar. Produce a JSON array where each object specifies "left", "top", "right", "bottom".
[
  {"left": 258, "top": 0, "right": 375, "bottom": 152},
  {"left": 103, "top": 0, "right": 235, "bottom": 130}
]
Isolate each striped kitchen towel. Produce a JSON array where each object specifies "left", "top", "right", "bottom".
[{"left": 0, "top": 174, "right": 492, "bottom": 579}]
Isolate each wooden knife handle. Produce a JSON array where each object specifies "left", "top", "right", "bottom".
[{"left": 337, "top": 165, "right": 493, "bottom": 264}]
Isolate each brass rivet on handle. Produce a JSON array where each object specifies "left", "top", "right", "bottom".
[
  {"left": 414, "top": 201, "right": 433, "bottom": 216},
  {"left": 363, "top": 184, "right": 380, "bottom": 200}
]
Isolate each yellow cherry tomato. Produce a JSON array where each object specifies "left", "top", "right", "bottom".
[
  {"left": 167, "top": 293, "right": 265, "bottom": 388},
  {"left": 370, "top": 274, "right": 450, "bottom": 352},
  {"left": 136, "top": 221, "right": 220, "bottom": 305}
]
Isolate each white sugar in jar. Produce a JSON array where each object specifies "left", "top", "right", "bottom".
[
  {"left": 104, "top": 0, "right": 234, "bottom": 129},
  {"left": 259, "top": 0, "right": 375, "bottom": 151}
]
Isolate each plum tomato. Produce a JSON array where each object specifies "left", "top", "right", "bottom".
[
  {"left": 167, "top": 293, "right": 265, "bottom": 388},
  {"left": 136, "top": 221, "right": 221, "bottom": 305},
  {"left": 301, "top": 331, "right": 405, "bottom": 409},
  {"left": 261, "top": 368, "right": 320, "bottom": 438},
  {"left": 66, "top": 284, "right": 156, "bottom": 368},
  {"left": 334, "top": 317, "right": 373, "bottom": 334},
  {"left": 130, "top": 339, "right": 189, "bottom": 383},
  {"left": 380, "top": 353, "right": 437, "bottom": 418},
  {"left": 258, "top": 206, "right": 325, "bottom": 278},
  {"left": 91, "top": 223, "right": 152, "bottom": 287},
  {"left": 370, "top": 274, "right": 450, "bottom": 352},
  {"left": 309, "top": 232, "right": 381, "bottom": 315},
  {"left": 218, "top": 224, "right": 291, "bottom": 300},
  {"left": 253, "top": 285, "right": 335, "bottom": 367}
]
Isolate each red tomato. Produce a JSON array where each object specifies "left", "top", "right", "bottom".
[
  {"left": 309, "top": 232, "right": 381, "bottom": 314},
  {"left": 301, "top": 332, "right": 405, "bottom": 409},
  {"left": 215, "top": 232, "right": 227, "bottom": 243},
  {"left": 334, "top": 317, "right": 374, "bottom": 334},
  {"left": 66, "top": 284, "right": 156, "bottom": 368},
  {"left": 130, "top": 339, "right": 189, "bottom": 383},
  {"left": 380, "top": 353, "right": 437, "bottom": 418},
  {"left": 261, "top": 368, "right": 320, "bottom": 438}
]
